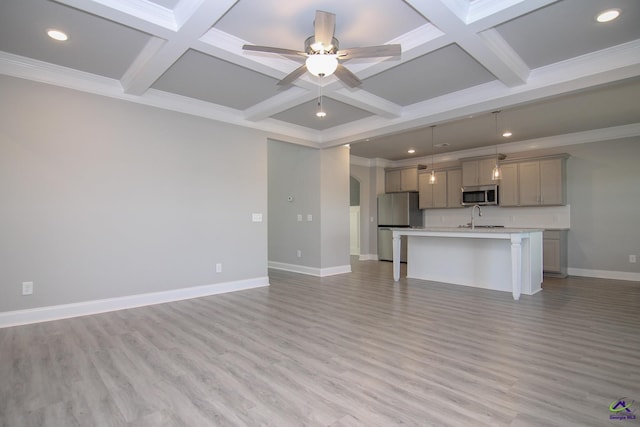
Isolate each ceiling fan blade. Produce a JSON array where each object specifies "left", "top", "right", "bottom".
[
  {"left": 243, "top": 44, "right": 306, "bottom": 58},
  {"left": 334, "top": 64, "right": 361, "bottom": 88},
  {"left": 337, "top": 44, "right": 402, "bottom": 60},
  {"left": 314, "top": 10, "right": 336, "bottom": 48},
  {"left": 277, "top": 64, "right": 309, "bottom": 86}
]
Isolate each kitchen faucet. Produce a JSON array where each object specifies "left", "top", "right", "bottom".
[{"left": 471, "top": 204, "right": 482, "bottom": 230}]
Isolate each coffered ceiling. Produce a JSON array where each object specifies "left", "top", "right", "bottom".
[{"left": 1, "top": 0, "right": 639, "bottom": 161}]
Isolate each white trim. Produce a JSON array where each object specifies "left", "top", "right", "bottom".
[
  {"left": 268, "top": 261, "right": 351, "bottom": 277},
  {"left": 0, "top": 277, "right": 269, "bottom": 329},
  {"left": 568, "top": 268, "right": 640, "bottom": 282},
  {"left": 359, "top": 254, "right": 379, "bottom": 261}
]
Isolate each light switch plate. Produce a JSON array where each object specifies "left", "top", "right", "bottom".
[
  {"left": 22, "top": 281, "right": 33, "bottom": 295},
  {"left": 252, "top": 213, "right": 262, "bottom": 222}
]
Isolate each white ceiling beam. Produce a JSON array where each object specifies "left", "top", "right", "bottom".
[
  {"left": 467, "top": 0, "right": 559, "bottom": 31},
  {"left": 329, "top": 89, "right": 403, "bottom": 119},
  {"left": 405, "top": 0, "right": 529, "bottom": 87},
  {"left": 243, "top": 87, "right": 314, "bottom": 121},
  {"left": 53, "top": 0, "right": 178, "bottom": 37},
  {"left": 120, "top": 0, "right": 238, "bottom": 95}
]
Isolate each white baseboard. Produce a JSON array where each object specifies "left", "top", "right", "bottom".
[
  {"left": 568, "top": 268, "right": 640, "bottom": 282},
  {"left": 0, "top": 277, "right": 270, "bottom": 329},
  {"left": 359, "top": 254, "right": 378, "bottom": 261},
  {"left": 268, "top": 261, "right": 351, "bottom": 277}
]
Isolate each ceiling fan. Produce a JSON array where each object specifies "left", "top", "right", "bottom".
[{"left": 242, "top": 10, "right": 401, "bottom": 88}]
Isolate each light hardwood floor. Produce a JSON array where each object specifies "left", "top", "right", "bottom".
[{"left": 1, "top": 260, "right": 639, "bottom": 426}]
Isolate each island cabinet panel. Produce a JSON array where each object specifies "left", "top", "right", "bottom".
[
  {"left": 385, "top": 166, "right": 420, "bottom": 192},
  {"left": 446, "top": 169, "right": 463, "bottom": 208},
  {"left": 499, "top": 163, "right": 519, "bottom": 206},
  {"left": 462, "top": 158, "right": 496, "bottom": 187}
]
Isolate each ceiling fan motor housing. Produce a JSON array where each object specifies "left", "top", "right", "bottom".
[{"left": 305, "top": 36, "right": 339, "bottom": 54}]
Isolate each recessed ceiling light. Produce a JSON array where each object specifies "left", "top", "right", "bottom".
[
  {"left": 407, "top": 148, "right": 416, "bottom": 154},
  {"left": 47, "top": 29, "right": 68, "bottom": 41},
  {"left": 502, "top": 131, "right": 513, "bottom": 138},
  {"left": 596, "top": 9, "right": 620, "bottom": 23}
]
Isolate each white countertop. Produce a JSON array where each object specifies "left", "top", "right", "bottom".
[{"left": 393, "top": 226, "right": 544, "bottom": 234}]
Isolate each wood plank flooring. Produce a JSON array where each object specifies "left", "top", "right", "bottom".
[{"left": 1, "top": 260, "right": 639, "bottom": 426}]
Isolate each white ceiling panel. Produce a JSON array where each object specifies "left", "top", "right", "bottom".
[{"left": 0, "top": 0, "right": 638, "bottom": 160}]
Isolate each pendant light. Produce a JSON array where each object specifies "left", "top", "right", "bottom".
[
  {"left": 429, "top": 125, "right": 436, "bottom": 184},
  {"left": 491, "top": 111, "right": 502, "bottom": 181},
  {"left": 316, "top": 82, "right": 326, "bottom": 118}
]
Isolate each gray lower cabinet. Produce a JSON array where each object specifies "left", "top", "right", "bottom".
[{"left": 543, "top": 229, "right": 568, "bottom": 277}]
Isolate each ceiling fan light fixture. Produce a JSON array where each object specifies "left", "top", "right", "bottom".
[{"left": 306, "top": 54, "right": 338, "bottom": 77}]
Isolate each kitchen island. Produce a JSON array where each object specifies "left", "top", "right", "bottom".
[{"left": 392, "top": 227, "right": 543, "bottom": 300}]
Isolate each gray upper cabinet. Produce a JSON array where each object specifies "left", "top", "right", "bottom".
[
  {"left": 498, "top": 163, "right": 519, "bottom": 207},
  {"left": 418, "top": 170, "right": 446, "bottom": 209},
  {"left": 419, "top": 168, "right": 462, "bottom": 209},
  {"left": 446, "top": 169, "right": 463, "bottom": 208},
  {"left": 385, "top": 166, "right": 421, "bottom": 192},
  {"left": 519, "top": 157, "right": 566, "bottom": 206},
  {"left": 462, "top": 158, "right": 496, "bottom": 187},
  {"left": 499, "top": 155, "right": 567, "bottom": 207}
]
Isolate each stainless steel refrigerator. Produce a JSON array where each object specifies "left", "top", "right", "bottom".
[{"left": 377, "top": 192, "right": 422, "bottom": 261}]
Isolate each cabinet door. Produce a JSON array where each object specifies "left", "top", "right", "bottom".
[
  {"left": 540, "top": 158, "right": 563, "bottom": 205},
  {"left": 543, "top": 237, "right": 561, "bottom": 273},
  {"left": 499, "top": 163, "right": 519, "bottom": 206},
  {"left": 446, "top": 169, "right": 463, "bottom": 208},
  {"left": 433, "top": 171, "right": 447, "bottom": 208},
  {"left": 385, "top": 170, "right": 401, "bottom": 193},
  {"left": 519, "top": 161, "right": 540, "bottom": 205},
  {"left": 400, "top": 167, "right": 418, "bottom": 192},
  {"left": 418, "top": 173, "right": 433, "bottom": 209},
  {"left": 478, "top": 158, "right": 497, "bottom": 186},
  {"left": 461, "top": 161, "right": 478, "bottom": 187}
]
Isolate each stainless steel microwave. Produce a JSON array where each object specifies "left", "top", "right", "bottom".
[{"left": 461, "top": 185, "right": 499, "bottom": 206}]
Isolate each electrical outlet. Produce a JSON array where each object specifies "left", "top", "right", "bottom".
[
  {"left": 306, "top": 214, "right": 313, "bottom": 222},
  {"left": 22, "top": 281, "right": 33, "bottom": 295},
  {"left": 297, "top": 214, "right": 302, "bottom": 222},
  {"left": 297, "top": 250, "right": 302, "bottom": 258},
  {"left": 630, "top": 255, "right": 637, "bottom": 264},
  {"left": 216, "top": 263, "right": 222, "bottom": 273}
]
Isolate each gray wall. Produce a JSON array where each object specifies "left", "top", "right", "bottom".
[
  {"left": 268, "top": 140, "right": 321, "bottom": 265},
  {"left": 268, "top": 140, "right": 350, "bottom": 271},
  {"left": 349, "top": 163, "right": 375, "bottom": 257},
  {"left": 350, "top": 176, "right": 360, "bottom": 206},
  {"left": 564, "top": 138, "right": 640, "bottom": 274},
  {"left": 0, "top": 75, "right": 268, "bottom": 312},
  {"left": 320, "top": 146, "right": 350, "bottom": 269}
]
